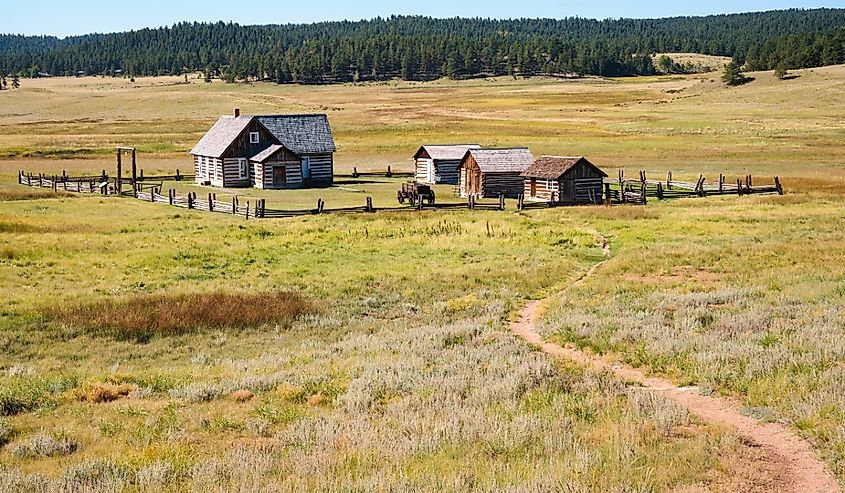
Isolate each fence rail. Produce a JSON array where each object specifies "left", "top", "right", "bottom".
[{"left": 18, "top": 168, "right": 785, "bottom": 220}]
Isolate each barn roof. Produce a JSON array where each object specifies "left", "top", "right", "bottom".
[
  {"left": 189, "top": 115, "right": 253, "bottom": 158},
  {"left": 250, "top": 144, "right": 291, "bottom": 163},
  {"left": 461, "top": 148, "right": 535, "bottom": 173},
  {"left": 256, "top": 114, "right": 336, "bottom": 155},
  {"left": 521, "top": 156, "right": 608, "bottom": 179},
  {"left": 414, "top": 144, "right": 481, "bottom": 161}
]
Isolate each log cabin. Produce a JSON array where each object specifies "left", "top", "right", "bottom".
[
  {"left": 190, "top": 109, "right": 336, "bottom": 189},
  {"left": 521, "top": 156, "right": 607, "bottom": 204},
  {"left": 413, "top": 144, "right": 481, "bottom": 185},
  {"left": 457, "top": 148, "right": 535, "bottom": 198}
]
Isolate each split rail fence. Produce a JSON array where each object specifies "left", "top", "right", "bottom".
[{"left": 19, "top": 168, "right": 784, "bottom": 220}]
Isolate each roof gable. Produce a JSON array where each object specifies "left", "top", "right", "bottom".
[
  {"left": 190, "top": 116, "right": 255, "bottom": 158},
  {"left": 255, "top": 114, "right": 336, "bottom": 155},
  {"left": 414, "top": 144, "right": 481, "bottom": 161},
  {"left": 460, "top": 148, "right": 535, "bottom": 173},
  {"left": 521, "top": 156, "right": 607, "bottom": 179},
  {"left": 249, "top": 144, "right": 298, "bottom": 163}
]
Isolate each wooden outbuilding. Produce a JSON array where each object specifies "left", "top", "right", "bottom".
[
  {"left": 457, "top": 148, "right": 535, "bottom": 198},
  {"left": 521, "top": 156, "right": 607, "bottom": 204},
  {"left": 190, "top": 110, "right": 336, "bottom": 189},
  {"left": 413, "top": 144, "right": 481, "bottom": 185}
]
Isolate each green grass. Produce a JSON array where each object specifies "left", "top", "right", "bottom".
[{"left": 1, "top": 67, "right": 845, "bottom": 489}]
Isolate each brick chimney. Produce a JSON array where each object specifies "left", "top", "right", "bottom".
[{"left": 234, "top": 108, "right": 240, "bottom": 118}]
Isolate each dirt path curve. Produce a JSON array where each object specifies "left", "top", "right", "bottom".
[{"left": 510, "top": 245, "right": 840, "bottom": 492}]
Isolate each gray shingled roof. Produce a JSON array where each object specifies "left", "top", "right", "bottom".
[
  {"left": 462, "top": 148, "right": 535, "bottom": 173},
  {"left": 414, "top": 144, "right": 481, "bottom": 161},
  {"left": 189, "top": 116, "right": 253, "bottom": 158},
  {"left": 521, "top": 156, "right": 607, "bottom": 179},
  {"left": 256, "top": 114, "right": 336, "bottom": 155}
]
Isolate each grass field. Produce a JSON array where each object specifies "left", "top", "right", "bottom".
[{"left": 1, "top": 66, "right": 844, "bottom": 490}]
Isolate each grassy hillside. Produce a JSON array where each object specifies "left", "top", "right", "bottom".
[{"left": 0, "top": 69, "right": 844, "bottom": 489}]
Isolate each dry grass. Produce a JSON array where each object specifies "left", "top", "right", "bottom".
[
  {"left": 0, "top": 187, "right": 75, "bottom": 201},
  {"left": 45, "top": 291, "right": 312, "bottom": 341},
  {"left": 79, "top": 382, "right": 138, "bottom": 403}
]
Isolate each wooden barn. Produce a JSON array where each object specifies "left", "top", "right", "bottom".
[
  {"left": 457, "top": 148, "right": 535, "bottom": 198},
  {"left": 521, "top": 156, "right": 607, "bottom": 204},
  {"left": 413, "top": 144, "right": 481, "bottom": 185},
  {"left": 190, "top": 109, "right": 336, "bottom": 189}
]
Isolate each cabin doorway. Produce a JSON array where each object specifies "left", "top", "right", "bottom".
[
  {"left": 273, "top": 166, "right": 286, "bottom": 188},
  {"left": 301, "top": 156, "right": 311, "bottom": 180},
  {"left": 466, "top": 167, "right": 481, "bottom": 197},
  {"left": 427, "top": 162, "right": 435, "bottom": 184},
  {"left": 530, "top": 178, "right": 537, "bottom": 198}
]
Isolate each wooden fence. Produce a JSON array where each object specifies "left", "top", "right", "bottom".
[
  {"left": 18, "top": 168, "right": 785, "bottom": 221},
  {"left": 18, "top": 171, "right": 109, "bottom": 194}
]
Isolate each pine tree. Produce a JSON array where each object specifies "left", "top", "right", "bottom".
[
  {"left": 774, "top": 63, "right": 788, "bottom": 79},
  {"left": 721, "top": 61, "right": 746, "bottom": 86}
]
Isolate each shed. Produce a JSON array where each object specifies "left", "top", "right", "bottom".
[
  {"left": 521, "top": 156, "right": 607, "bottom": 204},
  {"left": 413, "top": 144, "right": 481, "bottom": 185},
  {"left": 457, "top": 148, "right": 535, "bottom": 198}
]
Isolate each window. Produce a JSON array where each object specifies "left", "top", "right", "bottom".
[
  {"left": 249, "top": 132, "right": 260, "bottom": 144},
  {"left": 301, "top": 156, "right": 311, "bottom": 179},
  {"left": 238, "top": 158, "right": 249, "bottom": 180},
  {"left": 546, "top": 179, "right": 553, "bottom": 189}
]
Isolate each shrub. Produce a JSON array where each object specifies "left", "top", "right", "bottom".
[
  {"left": 231, "top": 389, "right": 254, "bottom": 403},
  {"left": 81, "top": 382, "right": 138, "bottom": 403},
  {"left": 0, "top": 378, "right": 50, "bottom": 416},
  {"left": 10, "top": 431, "right": 80, "bottom": 458},
  {"left": 45, "top": 291, "right": 312, "bottom": 341},
  {"left": 0, "top": 418, "right": 12, "bottom": 447}
]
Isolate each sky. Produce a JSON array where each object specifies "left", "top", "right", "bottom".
[{"left": 3, "top": 0, "right": 844, "bottom": 37}]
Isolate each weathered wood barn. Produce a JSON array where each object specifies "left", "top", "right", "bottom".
[
  {"left": 521, "top": 156, "right": 607, "bottom": 204},
  {"left": 457, "top": 148, "right": 535, "bottom": 198},
  {"left": 413, "top": 144, "right": 481, "bottom": 185},
  {"left": 190, "top": 110, "right": 336, "bottom": 189}
]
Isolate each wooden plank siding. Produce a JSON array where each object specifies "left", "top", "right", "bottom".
[
  {"left": 415, "top": 158, "right": 433, "bottom": 183},
  {"left": 459, "top": 155, "right": 524, "bottom": 198},
  {"left": 301, "top": 153, "right": 333, "bottom": 186},
  {"left": 254, "top": 161, "right": 303, "bottom": 189},
  {"left": 525, "top": 178, "right": 560, "bottom": 202},
  {"left": 415, "top": 157, "right": 461, "bottom": 185}
]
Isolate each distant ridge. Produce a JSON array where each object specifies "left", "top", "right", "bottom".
[{"left": 1, "top": 9, "right": 843, "bottom": 82}]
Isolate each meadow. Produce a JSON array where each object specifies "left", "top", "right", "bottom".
[{"left": 0, "top": 65, "right": 844, "bottom": 491}]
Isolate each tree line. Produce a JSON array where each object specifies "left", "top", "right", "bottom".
[{"left": 0, "top": 9, "right": 844, "bottom": 83}]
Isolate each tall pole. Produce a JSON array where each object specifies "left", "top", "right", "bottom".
[
  {"left": 116, "top": 149, "right": 122, "bottom": 195},
  {"left": 131, "top": 148, "right": 137, "bottom": 198}
]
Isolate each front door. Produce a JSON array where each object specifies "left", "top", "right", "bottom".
[
  {"left": 273, "top": 166, "right": 286, "bottom": 188},
  {"left": 530, "top": 178, "right": 537, "bottom": 197}
]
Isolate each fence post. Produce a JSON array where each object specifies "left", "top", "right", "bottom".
[
  {"left": 353, "top": 167, "right": 359, "bottom": 178},
  {"left": 366, "top": 196, "right": 373, "bottom": 212},
  {"left": 386, "top": 166, "right": 392, "bottom": 178},
  {"left": 775, "top": 176, "right": 783, "bottom": 195},
  {"left": 245, "top": 201, "right": 250, "bottom": 220},
  {"left": 188, "top": 192, "right": 194, "bottom": 209},
  {"left": 656, "top": 182, "right": 664, "bottom": 200},
  {"left": 517, "top": 193, "right": 524, "bottom": 211},
  {"left": 62, "top": 170, "right": 67, "bottom": 182},
  {"left": 169, "top": 189, "right": 174, "bottom": 206},
  {"left": 719, "top": 173, "right": 724, "bottom": 194},
  {"left": 208, "top": 193, "right": 213, "bottom": 212},
  {"left": 78, "top": 179, "right": 82, "bottom": 193},
  {"left": 736, "top": 179, "right": 743, "bottom": 196},
  {"left": 232, "top": 196, "right": 237, "bottom": 214},
  {"left": 176, "top": 169, "right": 181, "bottom": 181},
  {"left": 499, "top": 194, "right": 505, "bottom": 211},
  {"left": 52, "top": 176, "right": 57, "bottom": 192},
  {"left": 667, "top": 171, "right": 672, "bottom": 190}
]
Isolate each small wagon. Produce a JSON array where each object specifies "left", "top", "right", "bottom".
[{"left": 397, "top": 182, "right": 436, "bottom": 205}]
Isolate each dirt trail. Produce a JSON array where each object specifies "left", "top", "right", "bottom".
[{"left": 511, "top": 251, "right": 840, "bottom": 492}]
